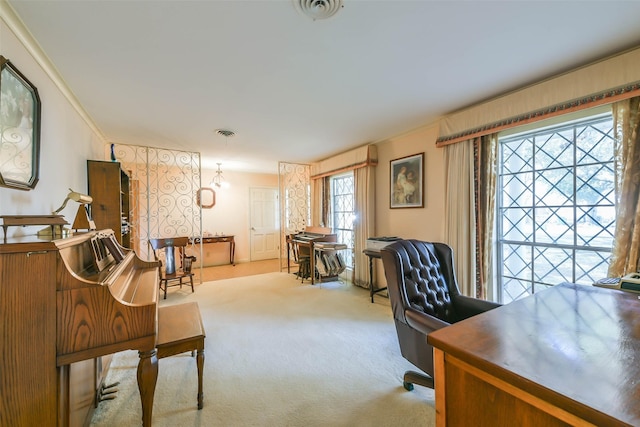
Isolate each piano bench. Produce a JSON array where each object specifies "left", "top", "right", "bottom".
[{"left": 157, "top": 301, "right": 206, "bottom": 410}]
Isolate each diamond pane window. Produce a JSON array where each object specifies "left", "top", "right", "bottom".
[
  {"left": 497, "top": 114, "right": 615, "bottom": 303},
  {"left": 502, "top": 208, "right": 533, "bottom": 242},
  {"left": 502, "top": 138, "right": 533, "bottom": 174},
  {"left": 331, "top": 173, "right": 355, "bottom": 269},
  {"left": 502, "top": 172, "right": 533, "bottom": 207}
]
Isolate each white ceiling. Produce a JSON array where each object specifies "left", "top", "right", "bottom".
[{"left": 7, "top": 0, "right": 640, "bottom": 173}]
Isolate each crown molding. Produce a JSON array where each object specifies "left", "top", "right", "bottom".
[{"left": 0, "top": 0, "right": 106, "bottom": 143}]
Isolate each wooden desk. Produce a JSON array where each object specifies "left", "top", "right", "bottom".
[
  {"left": 363, "top": 249, "right": 387, "bottom": 303},
  {"left": 192, "top": 235, "right": 235, "bottom": 265},
  {"left": 428, "top": 283, "right": 640, "bottom": 426}
]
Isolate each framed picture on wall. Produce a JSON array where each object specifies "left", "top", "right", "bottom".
[
  {"left": 0, "top": 56, "right": 41, "bottom": 191},
  {"left": 390, "top": 152, "right": 424, "bottom": 209}
]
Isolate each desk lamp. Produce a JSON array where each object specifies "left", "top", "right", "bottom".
[
  {"left": 39, "top": 188, "right": 96, "bottom": 237},
  {"left": 53, "top": 188, "right": 97, "bottom": 231}
]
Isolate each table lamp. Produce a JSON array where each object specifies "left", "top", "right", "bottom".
[
  {"left": 38, "top": 188, "right": 96, "bottom": 237},
  {"left": 52, "top": 188, "right": 97, "bottom": 231}
]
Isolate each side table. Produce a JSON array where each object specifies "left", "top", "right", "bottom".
[
  {"left": 191, "top": 235, "right": 235, "bottom": 265},
  {"left": 363, "top": 249, "right": 387, "bottom": 303}
]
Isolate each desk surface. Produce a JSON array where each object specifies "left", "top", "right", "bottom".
[
  {"left": 193, "top": 235, "right": 234, "bottom": 242},
  {"left": 428, "top": 283, "right": 640, "bottom": 426},
  {"left": 190, "top": 235, "right": 235, "bottom": 265},
  {"left": 362, "top": 249, "right": 382, "bottom": 259}
]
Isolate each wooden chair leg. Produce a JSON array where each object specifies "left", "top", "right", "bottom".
[{"left": 196, "top": 348, "right": 204, "bottom": 409}]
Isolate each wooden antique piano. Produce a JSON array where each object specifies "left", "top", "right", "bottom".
[
  {"left": 0, "top": 229, "right": 160, "bottom": 427},
  {"left": 287, "top": 227, "right": 337, "bottom": 285}
]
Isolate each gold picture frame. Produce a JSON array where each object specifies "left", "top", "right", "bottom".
[{"left": 390, "top": 153, "right": 424, "bottom": 209}]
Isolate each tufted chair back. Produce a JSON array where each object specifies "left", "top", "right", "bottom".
[
  {"left": 381, "top": 239, "right": 500, "bottom": 390},
  {"left": 382, "top": 240, "right": 461, "bottom": 326},
  {"left": 396, "top": 240, "right": 456, "bottom": 322}
]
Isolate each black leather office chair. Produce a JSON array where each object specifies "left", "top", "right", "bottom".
[{"left": 381, "top": 239, "right": 500, "bottom": 390}]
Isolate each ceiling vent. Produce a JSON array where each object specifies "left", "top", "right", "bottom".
[{"left": 294, "top": 0, "right": 343, "bottom": 20}]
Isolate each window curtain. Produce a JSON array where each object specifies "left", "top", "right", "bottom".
[
  {"left": 353, "top": 166, "right": 375, "bottom": 288},
  {"left": 474, "top": 134, "right": 498, "bottom": 300},
  {"left": 322, "top": 176, "right": 330, "bottom": 227},
  {"left": 311, "top": 177, "right": 330, "bottom": 228},
  {"left": 444, "top": 139, "right": 476, "bottom": 297},
  {"left": 608, "top": 97, "right": 640, "bottom": 276},
  {"left": 311, "top": 177, "right": 322, "bottom": 228},
  {"left": 310, "top": 176, "right": 331, "bottom": 229}
]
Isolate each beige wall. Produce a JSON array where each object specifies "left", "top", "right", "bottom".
[
  {"left": 0, "top": 18, "right": 104, "bottom": 238},
  {"left": 198, "top": 168, "right": 278, "bottom": 265},
  {"left": 374, "top": 123, "right": 445, "bottom": 241},
  {"left": 372, "top": 123, "right": 444, "bottom": 285}
]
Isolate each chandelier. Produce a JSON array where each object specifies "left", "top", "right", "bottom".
[
  {"left": 210, "top": 129, "right": 234, "bottom": 188},
  {"left": 211, "top": 163, "right": 225, "bottom": 188}
]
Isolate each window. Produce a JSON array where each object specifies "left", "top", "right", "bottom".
[
  {"left": 497, "top": 114, "right": 616, "bottom": 303},
  {"left": 331, "top": 173, "right": 355, "bottom": 268}
]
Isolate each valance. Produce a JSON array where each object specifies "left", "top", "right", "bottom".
[
  {"left": 436, "top": 46, "right": 640, "bottom": 147},
  {"left": 311, "top": 144, "right": 377, "bottom": 179}
]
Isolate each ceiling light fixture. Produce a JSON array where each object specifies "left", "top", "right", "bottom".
[
  {"left": 211, "top": 162, "right": 225, "bottom": 188},
  {"left": 294, "top": 0, "right": 343, "bottom": 20},
  {"left": 211, "top": 129, "right": 234, "bottom": 189}
]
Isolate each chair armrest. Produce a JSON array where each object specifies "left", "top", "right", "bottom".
[
  {"left": 405, "top": 307, "right": 450, "bottom": 335},
  {"left": 453, "top": 294, "right": 501, "bottom": 321}
]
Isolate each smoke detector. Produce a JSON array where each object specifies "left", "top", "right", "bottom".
[{"left": 294, "top": 0, "right": 343, "bottom": 20}]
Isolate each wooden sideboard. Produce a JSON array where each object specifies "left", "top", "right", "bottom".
[
  {"left": 428, "top": 283, "right": 640, "bottom": 426},
  {"left": 191, "top": 235, "right": 235, "bottom": 265}
]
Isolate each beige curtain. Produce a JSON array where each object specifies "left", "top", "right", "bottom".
[
  {"left": 353, "top": 166, "right": 375, "bottom": 288},
  {"left": 311, "top": 177, "right": 330, "bottom": 227},
  {"left": 444, "top": 139, "right": 476, "bottom": 296},
  {"left": 311, "top": 177, "right": 323, "bottom": 228},
  {"left": 475, "top": 134, "right": 498, "bottom": 299},
  {"left": 608, "top": 97, "right": 640, "bottom": 276}
]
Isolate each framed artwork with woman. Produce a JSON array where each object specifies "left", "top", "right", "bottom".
[{"left": 390, "top": 153, "right": 424, "bottom": 209}]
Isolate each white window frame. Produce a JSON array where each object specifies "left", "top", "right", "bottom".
[{"left": 496, "top": 110, "right": 616, "bottom": 303}]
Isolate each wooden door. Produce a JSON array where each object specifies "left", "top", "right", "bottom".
[{"left": 249, "top": 187, "right": 279, "bottom": 261}]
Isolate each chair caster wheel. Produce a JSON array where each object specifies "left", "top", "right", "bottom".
[{"left": 403, "top": 381, "right": 414, "bottom": 391}]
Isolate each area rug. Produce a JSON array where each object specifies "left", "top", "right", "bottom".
[{"left": 89, "top": 272, "right": 435, "bottom": 426}]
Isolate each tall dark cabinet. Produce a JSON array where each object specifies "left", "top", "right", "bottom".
[{"left": 87, "top": 160, "right": 131, "bottom": 247}]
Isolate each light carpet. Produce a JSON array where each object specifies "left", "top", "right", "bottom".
[{"left": 89, "top": 272, "right": 435, "bottom": 426}]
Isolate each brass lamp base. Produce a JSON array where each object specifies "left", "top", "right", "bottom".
[{"left": 37, "top": 225, "right": 73, "bottom": 238}]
